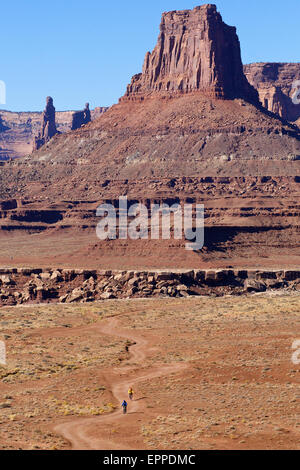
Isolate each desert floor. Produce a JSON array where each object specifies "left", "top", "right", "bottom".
[{"left": 0, "top": 292, "right": 299, "bottom": 450}]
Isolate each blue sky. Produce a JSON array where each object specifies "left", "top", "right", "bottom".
[{"left": 1, "top": 0, "right": 299, "bottom": 112}]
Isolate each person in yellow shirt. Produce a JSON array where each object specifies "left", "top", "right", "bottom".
[{"left": 128, "top": 387, "right": 134, "bottom": 400}]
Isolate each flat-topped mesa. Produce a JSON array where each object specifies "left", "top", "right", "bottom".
[{"left": 122, "top": 4, "right": 259, "bottom": 103}]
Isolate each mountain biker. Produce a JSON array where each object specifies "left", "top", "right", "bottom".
[
  {"left": 128, "top": 387, "right": 134, "bottom": 400},
  {"left": 122, "top": 400, "right": 128, "bottom": 414}
]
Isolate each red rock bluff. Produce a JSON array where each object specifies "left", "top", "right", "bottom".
[{"left": 123, "top": 4, "right": 258, "bottom": 103}]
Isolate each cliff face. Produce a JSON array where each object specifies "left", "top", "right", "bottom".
[
  {"left": 124, "top": 4, "right": 258, "bottom": 103},
  {"left": 244, "top": 63, "right": 300, "bottom": 123},
  {"left": 0, "top": 107, "right": 108, "bottom": 160}
]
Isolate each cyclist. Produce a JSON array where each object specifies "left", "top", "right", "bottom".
[
  {"left": 128, "top": 387, "right": 134, "bottom": 400},
  {"left": 122, "top": 400, "right": 128, "bottom": 414}
]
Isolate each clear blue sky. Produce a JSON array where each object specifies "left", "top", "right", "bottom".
[{"left": 1, "top": 0, "right": 299, "bottom": 112}]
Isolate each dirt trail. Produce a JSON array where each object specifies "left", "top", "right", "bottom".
[{"left": 52, "top": 315, "right": 188, "bottom": 450}]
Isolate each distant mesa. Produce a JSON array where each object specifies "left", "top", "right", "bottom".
[
  {"left": 244, "top": 63, "right": 300, "bottom": 124},
  {"left": 34, "top": 96, "right": 59, "bottom": 150},
  {"left": 123, "top": 4, "right": 259, "bottom": 104}
]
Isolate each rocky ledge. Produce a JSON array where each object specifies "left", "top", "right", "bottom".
[{"left": 0, "top": 268, "right": 299, "bottom": 306}]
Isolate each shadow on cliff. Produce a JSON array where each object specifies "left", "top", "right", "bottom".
[
  {"left": 191, "top": 225, "right": 288, "bottom": 255},
  {"left": 252, "top": 101, "right": 300, "bottom": 137}
]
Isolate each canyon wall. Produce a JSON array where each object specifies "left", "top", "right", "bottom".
[
  {"left": 244, "top": 63, "right": 300, "bottom": 123},
  {"left": 0, "top": 176, "right": 299, "bottom": 270}
]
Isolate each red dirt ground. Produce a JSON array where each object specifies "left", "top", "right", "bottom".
[{"left": 0, "top": 293, "right": 299, "bottom": 450}]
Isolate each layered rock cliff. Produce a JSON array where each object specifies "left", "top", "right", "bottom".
[
  {"left": 0, "top": 5, "right": 300, "bottom": 270},
  {"left": 244, "top": 63, "right": 300, "bottom": 123},
  {"left": 124, "top": 4, "right": 259, "bottom": 103}
]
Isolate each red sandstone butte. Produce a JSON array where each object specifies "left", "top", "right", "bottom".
[{"left": 124, "top": 4, "right": 259, "bottom": 103}]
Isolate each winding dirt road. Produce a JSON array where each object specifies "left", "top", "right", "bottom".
[{"left": 52, "top": 315, "right": 188, "bottom": 450}]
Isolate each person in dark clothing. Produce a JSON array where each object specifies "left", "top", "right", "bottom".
[{"left": 122, "top": 400, "right": 128, "bottom": 414}]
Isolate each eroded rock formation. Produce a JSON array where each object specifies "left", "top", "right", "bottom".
[
  {"left": 0, "top": 106, "right": 108, "bottom": 160},
  {"left": 71, "top": 103, "right": 91, "bottom": 130},
  {"left": 0, "top": 5, "right": 300, "bottom": 271},
  {"left": 34, "top": 96, "right": 58, "bottom": 150},
  {"left": 124, "top": 4, "right": 258, "bottom": 103},
  {"left": 244, "top": 63, "right": 300, "bottom": 122}
]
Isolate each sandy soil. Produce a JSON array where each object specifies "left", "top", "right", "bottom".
[
  {"left": 1, "top": 228, "right": 300, "bottom": 271},
  {"left": 0, "top": 293, "right": 299, "bottom": 450}
]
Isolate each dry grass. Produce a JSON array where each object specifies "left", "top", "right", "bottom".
[{"left": 0, "top": 292, "right": 299, "bottom": 449}]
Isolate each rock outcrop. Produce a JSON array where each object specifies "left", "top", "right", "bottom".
[
  {"left": 33, "top": 96, "right": 58, "bottom": 150},
  {"left": 124, "top": 4, "right": 258, "bottom": 103},
  {"left": 244, "top": 63, "right": 300, "bottom": 123},
  {"left": 71, "top": 103, "right": 91, "bottom": 130},
  {"left": 0, "top": 267, "right": 299, "bottom": 306},
  {"left": 0, "top": 106, "right": 108, "bottom": 160}
]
